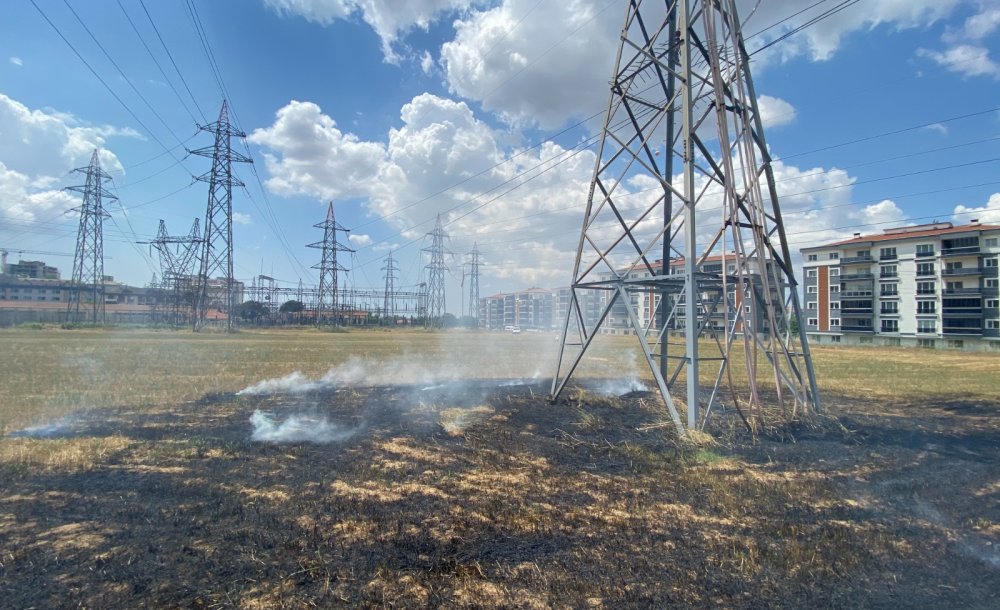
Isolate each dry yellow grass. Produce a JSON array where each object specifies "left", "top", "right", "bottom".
[{"left": 0, "top": 327, "right": 997, "bottom": 607}]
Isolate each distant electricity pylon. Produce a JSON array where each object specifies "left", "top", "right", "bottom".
[
  {"left": 190, "top": 100, "right": 251, "bottom": 332},
  {"left": 467, "top": 242, "right": 480, "bottom": 323},
  {"left": 382, "top": 251, "right": 397, "bottom": 324},
  {"left": 552, "top": 0, "right": 819, "bottom": 435},
  {"left": 143, "top": 218, "right": 201, "bottom": 325},
  {"left": 309, "top": 202, "right": 353, "bottom": 326},
  {"left": 422, "top": 214, "right": 450, "bottom": 324},
  {"left": 66, "top": 149, "right": 115, "bottom": 325}
]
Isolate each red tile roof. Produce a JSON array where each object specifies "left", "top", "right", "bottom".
[{"left": 804, "top": 222, "right": 1000, "bottom": 249}]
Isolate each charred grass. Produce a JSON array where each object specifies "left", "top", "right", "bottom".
[{"left": 0, "top": 328, "right": 998, "bottom": 608}]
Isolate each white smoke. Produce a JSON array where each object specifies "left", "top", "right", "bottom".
[
  {"left": 249, "top": 410, "right": 358, "bottom": 443},
  {"left": 7, "top": 416, "right": 76, "bottom": 438},
  {"left": 237, "top": 358, "right": 368, "bottom": 395},
  {"left": 593, "top": 350, "right": 649, "bottom": 396}
]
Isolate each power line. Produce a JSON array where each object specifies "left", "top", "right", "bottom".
[
  {"left": 114, "top": 0, "right": 200, "bottom": 125},
  {"left": 137, "top": 0, "right": 207, "bottom": 122},
  {"left": 28, "top": 0, "right": 184, "bottom": 165},
  {"left": 60, "top": 0, "right": 193, "bottom": 154}
]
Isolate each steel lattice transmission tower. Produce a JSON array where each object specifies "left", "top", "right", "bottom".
[
  {"left": 66, "top": 149, "right": 115, "bottom": 324},
  {"left": 308, "top": 202, "right": 354, "bottom": 326},
  {"left": 552, "top": 0, "right": 819, "bottom": 435},
  {"left": 145, "top": 218, "right": 201, "bottom": 325},
  {"left": 467, "top": 243, "right": 480, "bottom": 322},
  {"left": 189, "top": 100, "right": 251, "bottom": 332},
  {"left": 422, "top": 214, "right": 450, "bottom": 325},
  {"left": 382, "top": 251, "right": 397, "bottom": 324}
]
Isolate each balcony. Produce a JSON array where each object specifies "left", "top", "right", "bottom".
[
  {"left": 915, "top": 249, "right": 935, "bottom": 258},
  {"left": 942, "top": 326, "right": 983, "bottom": 335},
  {"left": 944, "top": 287, "right": 982, "bottom": 295},
  {"left": 880, "top": 254, "right": 898, "bottom": 261},
  {"left": 916, "top": 289, "right": 936, "bottom": 296},
  {"left": 840, "top": 256, "right": 874, "bottom": 265},
  {"left": 879, "top": 273, "right": 899, "bottom": 280},
  {"left": 841, "top": 325, "right": 875, "bottom": 333},
  {"left": 841, "top": 308, "right": 874, "bottom": 315},
  {"left": 942, "top": 267, "right": 983, "bottom": 277},
  {"left": 984, "top": 266, "right": 999, "bottom": 278},
  {"left": 880, "top": 309, "right": 901, "bottom": 316},
  {"left": 941, "top": 245, "right": 980, "bottom": 256},
  {"left": 916, "top": 269, "right": 936, "bottom": 277},
  {"left": 840, "top": 272, "right": 874, "bottom": 281},
  {"left": 841, "top": 290, "right": 872, "bottom": 297}
]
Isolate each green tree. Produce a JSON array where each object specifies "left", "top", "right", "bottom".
[
  {"left": 238, "top": 300, "right": 269, "bottom": 320},
  {"left": 279, "top": 299, "right": 304, "bottom": 313}
]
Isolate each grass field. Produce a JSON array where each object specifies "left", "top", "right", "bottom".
[{"left": 1, "top": 327, "right": 998, "bottom": 607}]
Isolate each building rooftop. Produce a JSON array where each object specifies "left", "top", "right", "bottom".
[{"left": 802, "top": 221, "right": 1000, "bottom": 250}]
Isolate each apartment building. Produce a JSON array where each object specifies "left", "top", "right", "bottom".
[{"left": 801, "top": 221, "right": 1000, "bottom": 350}]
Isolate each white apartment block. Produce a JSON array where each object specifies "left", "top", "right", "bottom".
[{"left": 801, "top": 221, "right": 1000, "bottom": 351}]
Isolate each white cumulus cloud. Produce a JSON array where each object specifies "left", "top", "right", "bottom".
[
  {"left": 349, "top": 233, "right": 372, "bottom": 247},
  {"left": 248, "top": 99, "right": 385, "bottom": 200},
  {"left": 953, "top": 192, "right": 1000, "bottom": 224}
]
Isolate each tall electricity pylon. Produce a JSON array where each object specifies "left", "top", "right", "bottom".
[
  {"left": 66, "top": 149, "right": 115, "bottom": 325},
  {"left": 467, "top": 243, "right": 480, "bottom": 323},
  {"left": 189, "top": 100, "right": 251, "bottom": 332},
  {"left": 552, "top": 0, "right": 819, "bottom": 436},
  {"left": 308, "top": 202, "right": 353, "bottom": 326},
  {"left": 382, "top": 251, "right": 397, "bottom": 324},
  {"left": 422, "top": 215, "right": 450, "bottom": 325}
]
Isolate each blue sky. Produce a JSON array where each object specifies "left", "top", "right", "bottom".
[{"left": 1, "top": 0, "right": 999, "bottom": 312}]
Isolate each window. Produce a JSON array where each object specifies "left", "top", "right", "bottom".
[
  {"left": 859, "top": 336, "right": 873, "bottom": 344},
  {"left": 918, "top": 338, "right": 935, "bottom": 348},
  {"left": 986, "top": 257, "right": 998, "bottom": 268},
  {"left": 883, "top": 337, "right": 901, "bottom": 347},
  {"left": 917, "top": 262, "right": 935, "bottom": 276},
  {"left": 830, "top": 335, "right": 841, "bottom": 343},
  {"left": 947, "top": 281, "right": 964, "bottom": 292},
  {"left": 808, "top": 318, "right": 818, "bottom": 326},
  {"left": 881, "top": 319, "right": 899, "bottom": 332},
  {"left": 987, "top": 320, "right": 999, "bottom": 330},
  {"left": 807, "top": 286, "right": 818, "bottom": 294},
  {"left": 806, "top": 301, "right": 817, "bottom": 309},
  {"left": 880, "top": 264, "right": 897, "bottom": 278},
  {"left": 987, "top": 279, "right": 999, "bottom": 288},
  {"left": 830, "top": 285, "right": 841, "bottom": 293},
  {"left": 986, "top": 238, "right": 998, "bottom": 248},
  {"left": 829, "top": 252, "right": 839, "bottom": 260},
  {"left": 830, "top": 268, "right": 840, "bottom": 276},
  {"left": 745, "top": 305, "right": 752, "bottom": 313},
  {"left": 806, "top": 269, "right": 817, "bottom": 278},
  {"left": 830, "top": 302, "right": 840, "bottom": 310},
  {"left": 948, "top": 340, "right": 965, "bottom": 350},
  {"left": 987, "top": 299, "right": 999, "bottom": 309},
  {"left": 917, "top": 301, "right": 937, "bottom": 314},
  {"left": 917, "top": 281, "right": 936, "bottom": 295},
  {"left": 857, "top": 250, "right": 870, "bottom": 258},
  {"left": 807, "top": 254, "right": 818, "bottom": 261},
  {"left": 880, "top": 283, "right": 898, "bottom": 296},
  {"left": 945, "top": 261, "right": 963, "bottom": 271},
  {"left": 830, "top": 318, "right": 841, "bottom": 327},
  {"left": 881, "top": 302, "right": 899, "bottom": 314},
  {"left": 918, "top": 319, "right": 937, "bottom": 333},
  {"left": 880, "top": 247, "right": 897, "bottom": 259},
  {"left": 916, "top": 243, "right": 935, "bottom": 257}
]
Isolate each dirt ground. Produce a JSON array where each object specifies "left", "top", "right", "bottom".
[{"left": 1, "top": 377, "right": 997, "bottom": 609}]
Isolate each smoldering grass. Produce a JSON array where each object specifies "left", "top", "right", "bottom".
[{"left": 250, "top": 410, "right": 360, "bottom": 444}]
